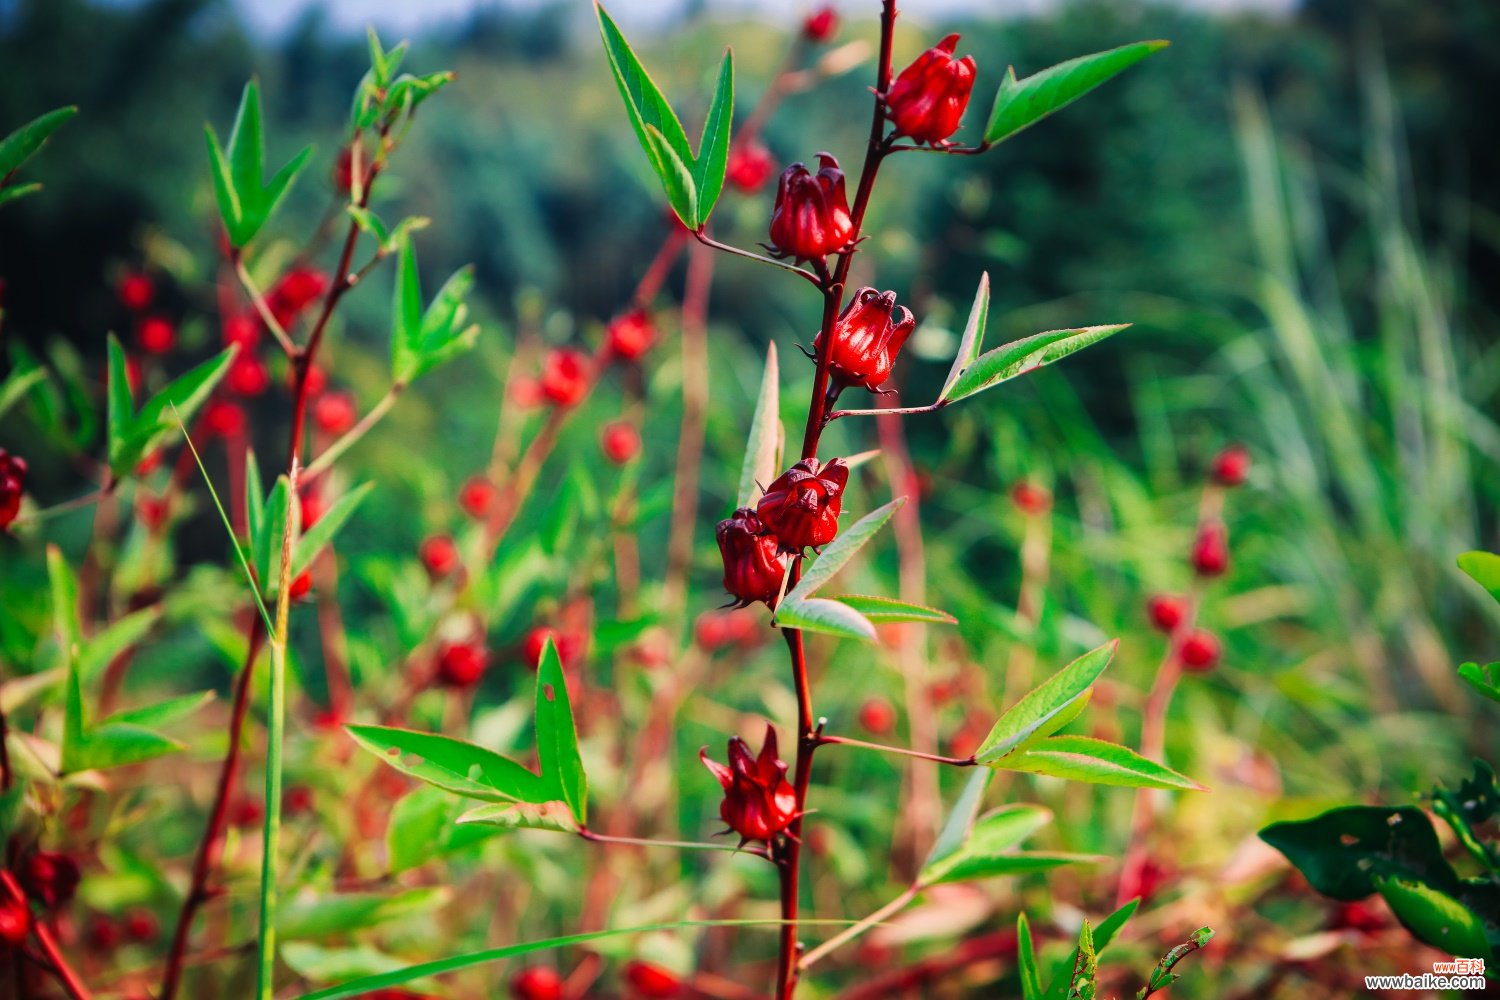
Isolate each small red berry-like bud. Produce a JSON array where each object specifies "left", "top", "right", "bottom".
[
  {"left": 814, "top": 287, "right": 915, "bottom": 394},
  {"left": 726, "top": 140, "right": 776, "bottom": 193},
  {"left": 509, "top": 966, "right": 564, "bottom": 1000},
  {"left": 267, "top": 267, "right": 329, "bottom": 327},
  {"left": 459, "top": 476, "right": 499, "bottom": 520},
  {"left": 313, "top": 391, "right": 357, "bottom": 435},
  {"left": 123, "top": 908, "right": 159, "bottom": 943},
  {"left": 138, "top": 496, "right": 170, "bottom": 531},
  {"left": 858, "top": 697, "right": 896, "bottom": 736},
  {"left": 716, "top": 507, "right": 788, "bottom": 607},
  {"left": 605, "top": 310, "right": 656, "bottom": 361},
  {"left": 0, "top": 898, "right": 27, "bottom": 946},
  {"left": 801, "top": 5, "right": 838, "bottom": 42},
  {"left": 312, "top": 707, "right": 347, "bottom": 732},
  {"left": 227, "top": 354, "right": 269, "bottom": 396},
  {"left": 624, "top": 960, "right": 682, "bottom": 998},
  {"left": 1178, "top": 629, "right": 1220, "bottom": 671},
  {"left": 769, "top": 153, "right": 853, "bottom": 262},
  {"left": 1118, "top": 857, "right": 1172, "bottom": 905},
  {"left": 303, "top": 363, "right": 328, "bottom": 396},
  {"left": 700, "top": 724, "right": 797, "bottom": 844},
  {"left": 288, "top": 570, "right": 313, "bottom": 603},
  {"left": 1145, "top": 594, "right": 1187, "bottom": 634},
  {"left": 86, "top": 914, "right": 121, "bottom": 951},
  {"left": 202, "top": 400, "right": 247, "bottom": 438},
  {"left": 118, "top": 271, "right": 154, "bottom": 311},
  {"left": 1191, "top": 521, "right": 1229, "bottom": 577},
  {"left": 539, "top": 348, "right": 590, "bottom": 407},
  {"left": 436, "top": 641, "right": 489, "bottom": 688},
  {"left": 231, "top": 797, "right": 264, "bottom": 828},
  {"left": 601, "top": 421, "right": 641, "bottom": 465},
  {"left": 223, "top": 312, "right": 261, "bottom": 350},
  {"left": 756, "top": 457, "right": 849, "bottom": 552},
  {"left": 0, "top": 449, "right": 29, "bottom": 531},
  {"left": 419, "top": 534, "right": 461, "bottom": 578},
  {"left": 137, "top": 316, "right": 176, "bottom": 355},
  {"left": 521, "top": 626, "right": 582, "bottom": 670},
  {"left": 1010, "top": 481, "right": 1052, "bottom": 516},
  {"left": 283, "top": 785, "right": 315, "bottom": 817},
  {"left": 884, "top": 34, "right": 977, "bottom": 147},
  {"left": 1331, "top": 900, "right": 1385, "bottom": 934},
  {"left": 299, "top": 488, "right": 326, "bottom": 529},
  {"left": 1210, "top": 444, "right": 1251, "bottom": 487},
  {"left": 20, "top": 852, "right": 80, "bottom": 909}
]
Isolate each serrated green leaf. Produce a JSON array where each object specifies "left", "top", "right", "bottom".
[
  {"left": 947, "top": 325, "right": 1129, "bottom": 402},
  {"left": 534, "top": 637, "right": 587, "bottom": 824},
  {"left": 346, "top": 725, "right": 552, "bottom": 805},
  {"left": 938, "top": 272, "right": 989, "bottom": 402},
  {"left": 104, "top": 690, "right": 214, "bottom": 729},
  {"left": 832, "top": 595, "right": 956, "bottom": 625},
  {"left": 0, "top": 106, "right": 77, "bottom": 180},
  {"left": 455, "top": 800, "right": 580, "bottom": 833},
  {"left": 976, "top": 642, "right": 1116, "bottom": 763},
  {"left": 780, "top": 498, "right": 905, "bottom": 606},
  {"left": 984, "top": 42, "right": 1168, "bottom": 145},
  {"left": 772, "top": 596, "right": 876, "bottom": 642},
  {"left": 292, "top": 482, "right": 373, "bottom": 576},
  {"left": 738, "top": 342, "right": 779, "bottom": 509},
  {"left": 994, "top": 735, "right": 1202, "bottom": 791}
]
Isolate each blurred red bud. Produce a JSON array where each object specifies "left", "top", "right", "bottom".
[
  {"left": 1, "top": 449, "right": 29, "bottom": 531},
  {"left": 858, "top": 697, "right": 896, "bottom": 735},
  {"left": 137, "top": 316, "right": 176, "bottom": 355},
  {"left": 436, "top": 641, "right": 489, "bottom": 688},
  {"left": 726, "top": 140, "right": 776, "bottom": 193},
  {"left": 601, "top": 421, "right": 641, "bottom": 465},
  {"left": 419, "top": 534, "right": 461, "bottom": 578},
  {"left": 1211, "top": 444, "right": 1251, "bottom": 487},
  {"left": 1178, "top": 630, "right": 1220, "bottom": 671},
  {"left": 509, "top": 966, "right": 564, "bottom": 1000},
  {"left": 313, "top": 391, "right": 357, "bottom": 435},
  {"left": 117, "top": 271, "right": 154, "bottom": 311},
  {"left": 1191, "top": 521, "right": 1229, "bottom": 577},
  {"left": 605, "top": 310, "right": 655, "bottom": 361},
  {"left": 1010, "top": 481, "right": 1051, "bottom": 516},
  {"left": 801, "top": 5, "right": 838, "bottom": 42},
  {"left": 459, "top": 476, "right": 499, "bottom": 519},
  {"left": 624, "top": 960, "right": 682, "bottom": 998},
  {"left": 1145, "top": 594, "right": 1187, "bottom": 634},
  {"left": 227, "top": 354, "right": 269, "bottom": 397},
  {"left": 539, "top": 349, "right": 590, "bottom": 407}
]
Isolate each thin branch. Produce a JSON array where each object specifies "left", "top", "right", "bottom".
[
  {"left": 301, "top": 385, "right": 402, "bottom": 482},
  {"left": 693, "top": 230, "right": 822, "bottom": 287},
  {"left": 9, "top": 488, "right": 107, "bottom": 526},
  {"left": 2, "top": 871, "right": 92, "bottom": 1000},
  {"left": 827, "top": 400, "right": 946, "bottom": 421},
  {"left": 815, "top": 733, "right": 975, "bottom": 767},
  {"left": 578, "top": 828, "right": 772, "bottom": 862},
  {"left": 232, "top": 255, "right": 297, "bottom": 357},
  {"left": 886, "top": 141, "right": 990, "bottom": 156},
  {"left": 798, "top": 885, "right": 918, "bottom": 971}
]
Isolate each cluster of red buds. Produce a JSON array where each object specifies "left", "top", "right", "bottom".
[
  {"left": 700, "top": 724, "right": 797, "bottom": 844},
  {"left": 716, "top": 457, "right": 849, "bottom": 606},
  {"left": 117, "top": 269, "right": 178, "bottom": 357},
  {"left": 18, "top": 851, "right": 80, "bottom": 909},
  {"left": 0, "top": 448, "right": 27, "bottom": 530}
]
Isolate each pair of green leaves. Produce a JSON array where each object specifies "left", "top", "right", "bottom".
[
  {"left": 106, "top": 336, "right": 236, "bottom": 479},
  {"left": 353, "top": 29, "right": 453, "bottom": 133},
  {"left": 206, "top": 80, "right": 313, "bottom": 249},
  {"left": 388, "top": 235, "right": 480, "bottom": 386},
  {"left": 0, "top": 105, "right": 76, "bottom": 209},
  {"left": 983, "top": 41, "right": 1169, "bottom": 147},
  {"left": 596, "top": 3, "right": 733, "bottom": 231},
  {"left": 1016, "top": 903, "right": 1211, "bottom": 1000},
  {"left": 348, "top": 636, "right": 588, "bottom": 832}
]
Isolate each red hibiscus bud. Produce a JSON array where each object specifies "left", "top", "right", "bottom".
[
  {"left": 1011, "top": 481, "right": 1051, "bottom": 516},
  {"left": 700, "top": 724, "right": 797, "bottom": 844},
  {"left": 117, "top": 271, "right": 154, "bottom": 311},
  {"left": 303, "top": 363, "right": 328, "bottom": 397},
  {"left": 202, "top": 400, "right": 246, "bottom": 438},
  {"left": 814, "top": 287, "right": 915, "bottom": 393},
  {"left": 227, "top": 354, "right": 269, "bottom": 396},
  {"left": 230, "top": 797, "right": 264, "bottom": 828},
  {"left": 1191, "top": 521, "right": 1229, "bottom": 577},
  {"left": 137, "top": 316, "right": 176, "bottom": 355},
  {"left": 0, "top": 895, "right": 29, "bottom": 946},
  {"left": 624, "top": 960, "right": 682, "bottom": 998},
  {"left": 0, "top": 449, "right": 28, "bottom": 530},
  {"left": 726, "top": 140, "right": 776, "bottom": 193},
  {"left": 267, "top": 267, "right": 329, "bottom": 326},
  {"left": 509, "top": 967, "right": 564, "bottom": 1000},
  {"left": 20, "top": 852, "right": 80, "bottom": 909},
  {"left": 1178, "top": 629, "right": 1220, "bottom": 671},
  {"left": 1211, "top": 444, "right": 1251, "bottom": 487},
  {"left": 858, "top": 697, "right": 896, "bottom": 736},
  {"left": 1118, "top": 857, "right": 1172, "bottom": 906},
  {"left": 123, "top": 908, "right": 159, "bottom": 943},
  {"left": 223, "top": 312, "right": 260, "bottom": 350},
  {"left": 299, "top": 488, "right": 326, "bottom": 529},
  {"left": 1331, "top": 900, "right": 1385, "bottom": 934},
  {"left": 884, "top": 34, "right": 977, "bottom": 147},
  {"left": 1145, "top": 594, "right": 1187, "bottom": 634},
  {"left": 769, "top": 153, "right": 853, "bottom": 262},
  {"left": 539, "top": 348, "right": 590, "bottom": 407},
  {"left": 419, "top": 534, "right": 461, "bottom": 578},
  {"left": 436, "top": 642, "right": 489, "bottom": 688},
  {"left": 521, "top": 626, "right": 582, "bottom": 670},
  {"left": 605, "top": 310, "right": 655, "bottom": 361},
  {"left": 288, "top": 570, "right": 313, "bottom": 603},
  {"left": 86, "top": 914, "right": 121, "bottom": 951},
  {"left": 757, "top": 457, "right": 849, "bottom": 552},
  {"left": 313, "top": 391, "right": 357, "bottom": 435},
  {"left": 716, "top": 507, "right": 788, "bottom": 607},
  {"left": 601, "top": 421, "right": 641, "bottom": 465},
  {"left": 802, "top": 5, "right": 838, "bottom": 42},
  {"left": 283, "top": 785, "right": 315, "bottom": 817},
  {"left": 459, "top": 476, "right": 499, "bottom": 519}
]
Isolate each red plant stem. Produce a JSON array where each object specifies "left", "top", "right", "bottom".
[
  {"left": 0, "top": 705, "right": 11, "bottom": 792},
  {"left": 160, "top": 619, "right": 266, "bottom": 1000},
  {"left": 2, "top": 871, "right": 91, "bottom": 1000},
  {"left": 775, "top": 624, "right": 816, "bottom": 1000}
]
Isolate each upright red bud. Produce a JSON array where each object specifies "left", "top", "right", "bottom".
[
  {"left": 313, "top": 391, "right": 357, "bottom": 435},
  {"left": 601, "top": 421, "right": 642, "bottom": 465},
  {"left": 726, "top": 140, "right": 776, "bottom": 193},
  {"left": 801, "top": 5, "right": 838, "bottom": 42},
  {"left": 0, "top": 894, "right": 29, "bottom": 946},
  {"left": 769, "top": 153, "right": 853, "bottom": 262},
  {"left": 605, "top": 310, "right": 655, "bottom": 361},
  {"left": 227, "top": 354, "right": 269, "bottom": 396},
  {"left": 19, "top": 852, "right": 80, "bottom": 909},
  {"left": 624, "top": 960, "right": 682, "bottom": 998},
  {"left": 419, "top": 534, "right": 461, "bottom": 578},
  {"left": 1191, "top": 521, "right": 1229, "bottom": 577},
  {"left": 756, "top": 457, "right": 849, "bottom": 551},
  {"left": 0, "top": 449, "right": 28, "bottom": 530},
  {"left": 715, "top": 507, "right": 788, "bottom": 607},
  {"left": 539, "top": 349, "right": 590, "bottom": 407},
  {"left": 436, "top": 641, "right": 489, "bottom": 688},
  {"left": 1145, "top": 594, "right": 1187, "bottom": 634},
  {"left": 815, "top": 287, "right": 915, "bottom": 393},
  {"left": 137, "top": 316, "right": 176, "bottom": 355},
  {"left": 700, "top": 724, "right": 797, "bottom": 843},
  {"left": 884, "top": 34, "right": 977, "bottom": 146},
  {"left": 459, "top": 476, "right": 499, "bottom": 519},
  {"left": 1211, "top": 444, "right": 1251, "bottom": 487},
  {"left": 117, "top": 271, "right": 154, "bottom": 312},
  {"left": 509, "top": 967, "right": 564, "bottom": 1000},
  {"left": 1178, "top": 629, "right": 1220, "bottom": 671}
]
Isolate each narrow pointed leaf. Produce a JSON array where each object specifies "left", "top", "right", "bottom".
[
  {"left": 595, "top": 2, "right": 695, "bottom": 184},
  {"left": 292, "top": 482, "right": 374, "bottom": 576},
  {"left": 534, "top": 637, "right": 588, "bottom": 824},
  {"left": 976, "top": 641, "right": 1116, "bottom": 763},
  {"left": 0, "top": 183, "right": 41, "bottom": 207},
  {"left": 105, "top": 690, "right": 214, "bottom": 729},
  {"left": 0, "top": 368, "right": 47, "bottom": 421},
  {"left": 781, "top": 498, "right": 905, "bottom": 605},
  {"left": 1457, "top": 550, "right": 1500, "bottom": 605},
  {"left": 1018, "top": 914, "right": 1043, "bottom": 1000},
  {"left": 984, "top": 41, "right": 1169, "bottom": 145},
  {"left": 772, "top": 596, "right": 877, "bottom": 642},
  {"left": 346, "top": 725, "right": 553, "bottom": 804},
  {"left": 946, "top": 325, "right": 1128, "bottom": 402},
  {"left": 923, "top": 769, "right": 993, "bottom": 875},
  {"left": 105, "top": 334, "right": 135, "bottom": 472},
  {"left": 737, "top": 342, "right": 780, "bottom": 508},
  {"left": 455, "top": 800, "right": 580, "bottom": 833},
  {"left": 832, "top": 595, "right": 956, "bottom": 625},
  {"left": 994, "top": 735, "right": 1203, "bottom": 791},
  {"left": 0, "top": 105, "right": 77, "bottom": 178},
  {"left": 643, "top": 123, "right": 698, "bottom": 228},
  {"left": 691, "top": 50, "right": 734, "bottom": 225},
  {"left": 920, "top": 803, "right": 1052, "bottom": 883},
  {"left": 938, "top": 271, "right": 989, "bottom": 402},
  {"left": 77, "top": 606, "right": 162, "bottom": 684}
]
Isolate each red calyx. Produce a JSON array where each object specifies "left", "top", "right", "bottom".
[
  {"left": 700, "top": 724, "right": 798, "bottom": 844},
  {"left": 459, "top": 476, "right": 499, "bottom": 519},
  {"left": 509, "top": 966, "right": 564, "bottom": 1000},
  {"left": 1178, "top": 629, "right": 1220, "bottom": 671},
  {"left": 0, "top": 895, "right": 29, "bottom": 946},
  {"left": 624, "top": 960, "right": 682, "bottom": 998},
  {"left": 769, "top": 152, "right": 853, "bottom": 262},
  {"left": 726, "top": 140, "right": 776, "bottom": 193},
  {"left": 716, "top": 507, "right": 788, "bottom": 607},
  {"left": 20, "top": 851, "right": 81, "bottom": 909},
  {"left": 1010, "top": 480, "right": 1052, "bottom": 516},
  {"left": 1211, "top": 444, "right": 1251, "bottom": 487},
  {"left": 539, "top": 348, "right": 590, "bottom": 407},
  {"left": 858, "top": 697, "right": 896, "bottom": 736},
  {"left": 0, "top": 448, "right": 28, "bottom": 531},
  {"left": 419, "top": 534, "right": 461, "bottom": 578},
  {"left": 884, "top": 34, "right": 977, "bottom": 147},
  {"left": 313, "top": 391, "right": 357, "bottom": 435},
  {"left": 605, "top": 310, "right": 655, "bottom": 361},
  {"left": 1146, "top": 594, "right": 1187, "bottom": 634},
  {"left": 815, "top": 287, "right": 915, "bottom": 394},
  {"left": 601, "top": 421, "right": 641, "bottom": 465},
  {"left": 202, "top": 400, "right": 247, "bottom": 438},
  {"left": 436, "top": 641, "right": 489, "bottom": 688},
  {"left": 118, "top": 271, "right": 154, "bottom": 312},
  {"left": 757, "top": 457, "right": 849, "bottom": 552},
  {"left": 802, "top": 5, "right": 838, "bottom": 42},
  {"left": 227, "top": 354, "right": 270, "bottom": 397},
  {"left": 137, "top": 316, "right": 176, "bottom": 355},
  {"left": 1191, "top": 521, "right": 1229, "bottom": 577}
]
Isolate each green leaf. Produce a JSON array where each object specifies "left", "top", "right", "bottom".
[
  {"left": 737, "top": 342, "right": 780, "bottom": 509},
  {"left": 385, "top": 785, "right": 503, "bottom": 874},
  {"left": 77, "top": 606, "right": 162, "bottom": 684},
  {"left": 923, "top": 769, "right": 993, "bottom": 876},
  {"left": 1069, "top": 921, "right": 1098, "bottom": 999},
  {"left": 1459, "top": 662, "right": 1500, "bottom": 704},
  {"left": 384, "top": 71, "right": 455, "bottom": 118},
  {"left": 1259, "top": 805, "right": 1459, "bottom": 900},
  {"left": 995, "top": 735, "right": 1202, "bottom": 791},
  {"left": 1374, "top": 877, "right": 1494, "bottom": 960},
  {"left": 282, "top": 942, "right": 439, "bottom": 993},
  {"left": 643, "top": 124, "right": 698, "bottom": 228},
  {"left": 0, "top": 367, "right": 47, "bottom": 421},
  {"left": 104, "top": 691, "right": 214, "bottom": 730},
  {"left": 0, "top": 182, "right": 41, "bottom": 207},
  {"left": 976, "top": 641, "right": 1116, "bottom": 763},
  {"left": 946, "top": 325, "right": 1129, "bottom": 402},
  {"left": 256, "top": 476, "right": 294, "bottom": 590},
  {"left": 984, "top": 41, "right": 1168, "bottom": 145},
  {"left": 278, "top": 888, "right": 447, "bottom": 941},
  {"left": 455, "top": 800, "right": 580, "bottom": 833},
  {"left": 0, "top": 106, "right": 77, "bottom": 182},
  {"left": 389, "top": 236, "right": 480, "bottom": 385},
  {"left": 772, "top": 596, "right": 876, "bottom": 643},
  {"left": 1094, "top": 898, "right": 1141, "bottom": 952},
  {"left": 596, "top": 4, "right": 694, "bottom": 200},
  {"left": 63, "top": 723, "right": 184, "bottom": 773},
  {"left": 938, "top": 272, "right": 990, "bottom": 402},
  {"left": 831, "top": 595, "right": 956, "bottom": 625},
  {"left": 1458, "top": 550, "right": 1500, "bottom": 605},
  {"left": 206, "top": 80, "right": 313, "bottom": 247},
  {"left": 114, "top": 345, "right": 237, "bottom": 476},
  {"left": 534, "top": 637, "right": 588, "bottom": 824},
  {"left": 47, "top": 544, "right": 82, "bottom": 655},
  {"left": 920, "top": 803, "right": 1053, "bottom": 884},
  {"left": 105, "top": 335, "right": 135, "bottom": 473},
  {"left": 291, "top": 482, "right": 374, "bottom": 576},
  {"left": 1018, "top": 914, "right": 1043, "bottom": 1000},
  {"left": 346, "top": 725, "right": 553, "bottom": 805},
  {"left": 781, "top": 498, "right": 905, "bottom": 605},
  {"left": 691, "top": 50, "right": 734, "bottom": 225}
]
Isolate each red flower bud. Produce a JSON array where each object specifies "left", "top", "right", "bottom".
[
  {"left": 138, "top": 496, "right": 170, "bottom": 531},
  {"left": 283, "top": 785, "right": 315, "bottom": 817},
  {"left": 123, "top": 908, "right": 159, "bottom": 943},
  {"left": 715, "top": 507, "right": 788, "bottom": 607},
  {"left": 288, "top": 570, "right": 313, "bottom": 603},
  {"left": 313, "top": 391, "right": 357, "bottom": 435},
  {"left": 19, "top": 852, "right": 80, "bottom": 909},
  {"left": 202, "top": 400, "right": 246, "bottom": 438},
  {"left": 117, "top": 271, "right": 154, "bottom": 312},
  {"left": 700, "top": 724, "right": 797, "bottom": 844},
  {"left": 694, "top": 608, "right": 759, "bottom": 650},
  {"left": 1178, "top": 629, "right": 1220, "bottom": 671},
  {"left": 137, "top": 316, "right": 176, "bottom": 355},
  {"left": 858, "top": 697, "right": 896, "bottom": 736},
  {"left": 86, "top": 914, "right": 121, "bottom": 951},
  {"left": 1211, "top": 444, "right": 1250, "bottom": 487},
  {"left": 802, "top": 5, "right": 838, "bottom": 42},
  {"left": 419, "top": 534, "right": 460, "bottom": 578},
  {"left": 1331, "top": 900, "right": 1385, "bottom": 934},
  {"left": 884, "top": 34, "right": 977, "bottom": 147},
  {"left": 436, "top": 641, "right": 489, "bottom": 688},
  {"left": 757, "top": 457, "right": 849, "bottom": 552},
  {"left": 510, "top": 376, "right": 543, "bottom": 409},
  {"left": 539, "top": 348, "right": 590, "bottom": 407},
  {"left": 459, "top": 476, "right": 499, "bottom": 519},
  {"left": 1011, "top": 481, "right": 1052, "bottom": 516},
  {"left": 509, "top": 967, "right": 564, "bottom": 1000},
  {"left": 726, "top": 140, "right": 776, "bottom": 193},
  {"left": 299, "top": 487, "right": 326, "bottom": 528},
  {"left": 601, "top": 421, "right": 641, "bottom": 465},
  {"left": 227, "top": 354, "right": 269, "bottom": 397},
  {"left": 1191, "top": 521, "right": 1229, "bottom": 577},
  {"left": 0, "top": 449, "right": 28, "bottom": 530},
  {"left": 303, "top": 363, "right": 328, "bottom": 397},
  {"left": 769, "top": 153, "right": 853, "bottom": 262},
  {"left": 814, "top": 287, "right": 915, "bottom": 394},
  {"left": 1145, "top": 594, "right": 1187, "bottom": 634},
  {"left": 605, "top": 310, "right": 655, "bottom": 361},
  {"left": 624, "top": 960, "right": 682, "bottom": 998},
  {"left": 521, "top": 626, "right": 583, "bottom": 670},
  {"left": 267, "top": 267, "right": 329, "bottom": 327},
  {"left": 223, "top": 312, "right": 260, "bottom": 350},
  {"left": 230, "top": 797, "right": 264, "bottom": 828},
  {"left": 0, "top": 895, "right": 29, "bottom": 946}
]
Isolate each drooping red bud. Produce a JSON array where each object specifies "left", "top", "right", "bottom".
[
  {"left": 1145, "top": 594, "right": 1187, "bottom": 634},
  {"left": 605, "top": 310, "right": 655, "bottom": 361},
  {"left": 123, "top": 908, "right": 159, "bottom": 943},
  {"left": 715, "top": 507, "right": 788, "bottom": 607},
  {"left": 19, "top": 851, "right": 80, "bottom": 909},
  {"left": 313, "top": 391, "right": 357, "bottom": 435},
  {"left": 1211, "top": 444, "right": 1251, "bottom": 487},
  {"left": 509, "top": 966, "right": 564, "bottom": 1000},
  {"left": 1178, "top": 629, "right": 1220, "bottom": 671},
  {"left": 0, "top": 894, "right": 29, "bottom": 946},
  {"left": 227, "top": 354, "right": 269, "bottom": 396},
  {"left": 0, "top": 449, "right": 28, "bottom": 531},
  {"left": 117, "top": 271, "right": 154, "bottom": 312},
  {"left": 419, "top": 534, "right": 461, "bottom": 578},
  {"left": 137, "top": 316, "right": 176, "bottom": 355},
  {"left": 1011, "top": 481, "right": 1052, "bottom": 516},
  {"left": 436, "top": 642, "right": 489, "bottom": 688},
  {"left": 624, "top": 960, "right": 682, "bottom": 998},
  {"left": 601, "top": 421, "right": 641, "bottom": 465},
  {"left": 1191, "top": 521, "right": 1229, "bottom": 577},
  {"left": 726, "top": 140, "right": 776, "bottom": 193},
  {"left": 769, "top": 153, "right": 853, "bottom": 262},
  {"left": 884, "top": 34, "right": 977, "bottom": 146},
  {"left": 756, "top": 457, "right": 849, "bottom": 552},
  {"left": 858, "top": 697, "right": 896, "bottom": 735},
  {"left": 202, "top": 400, "right": 247, "bottom": 438},
  {"left": 459, "top": 476, "right": 499, "bottom": 519},
  {"left": 539, "top": 349, "right": 590, "bottom": 407},
  {"left": 699, "top": 724, "right": 797, "bottom": 843},
  {"left": 814, "top": 287, "right": 915, "bottom": 394}
]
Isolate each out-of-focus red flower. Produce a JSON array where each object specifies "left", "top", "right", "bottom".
[
  {"left": 884, "top": 34, "right": 977, "bottom": 146},
  {"left": 1118, "top": 857, "right": 1172, "bottom": 905},
  {"left": 134, "top": 449, "right": 163, "bottom": 477},
  {"left": 601, "top": 421, "right": 641, "bottom": 465},
  {"left": 716, "top": 507, "right": 788, "bottom": 607},
  {"left": 118, "top": 271, "right": 154, "bottom": 312},
  {"left": 1331, "top": 900, "right": 1386, "bottom": 934},
  {"left": 459, "top": 476, "right": 499, "bottom": 520},
  {"left": 605, "top": 310, "right": 655, "bottom": 361},
  {"left": 202, "top": 400, "right": 247, "bottom": 438},
  {"left": 436, "top": 641, "right": 489, "bottom": 688},
  {"left": 1178, "top": 630, "right": 1220, "bottom": 671},
  {"left": 230, "top": 797, "right": 264, "bottom": 829},
  {"left": 802, "top": 5, "right": 838, "bottom": 42},
  {"left": 223, "top": 312, "right": 260, "bottom": 351},
  {"left": 123, "top": 908, "right": 159, "bottom": 943},
  {"left": 816, "top": 287, "right": 915, "bottom": 394},
  {"left": 539, "top": 349, "right": 590, "bottom": 407},
  {"left": 137, "top": 316, "right": 176, "bottom": 355},
  {"left": 313, "top": 391, "right": 357, "bottom": 435},
  {"left": 701, "top": 724, "right": 797, "bottom": 844},
  {"left": 757, "top": 457, "right": 849, "bottom": 552},
  {"left": 624, "top": 960, "right": 682, "bottom": 998},
  {"left": 419, "top": 534, "right": 461, "bottom": 579},
  {"left": 1146, "top": 594, "right": 1187, "bottom": 634},
  {"left": 1011, "top": 481, "right": 1051, "bottom": 516},
  {"left": 288, "top": 570, "right": 313, "bottom": 603},
  {"left": 1211, "top": 444, "right": 1251, "bottom": 487},
  {"left": 19, "top": 852, "right": 80, "bottom": 909},
  {"left": 86, "top": 914, "right": 121, "bottom": 951},
  {"left": 521, "top": 626, "right": 583, "bottom": 670},
  {"left": 769, "top": 153, "right": 853, "bottom": 262},
  {"left": 726, "top": 140, "right": 776, "bottom": 193},
  {"left": 510, "top": 376, "right": 543, "bottom": 409},
  {"left": 299, "top": 488, "right": 326, "bottom": 529},
  {"left": 267, "top": 267, "right": 329, "bottom": 328},
  {"left": 0, "top": 449, "right": 28, "bottom": 530},
  {"left": 301, "top": 363, "right": 328, "bottom": 397},
  {"left": 0, "top": 894, "right": 29, "bottom": 946},
  {"left": 509, "top": 966, "right": 564, "bottom": 1000},
  {"left": 138, "top": 497, "right": 170, "bottom": 531},
  {"left": 858, "top": 697, "right": 896, "bottom": 736},
  {"left": 227, "top": 354, "right": 269, "bottom": 397},
  {"left": 283, "top": 785, "right": 315, "bottom": 817},
  {"left": 333, "top": 143, "right": 365, "bottom": 194},
  {"left": 695, "top": 608, "right": 759, "bottom": 650},
  {"left": 1191, "top": 521, "right": 1229, "bottom": 577}
]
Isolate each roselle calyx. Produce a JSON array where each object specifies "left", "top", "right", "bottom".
[
  {"left": 769, "top": 153, "right": 853, "bottom": 262},
  {"left": 884, "top": 34, "right": 977, "bottom": 147},
  {"left": 814, "top": 287, "right": 915, "bottom": 394},
  {"left": 0, "top": 449, "right": 27, "bottom": 530},
  {"left": 700, "top": 724, "right": 797, "bottom": 844},
  {"left": 757, "top": 457, "right": 849, "bottom": 552},
  {"left": 716, "top": 507, "right": 787, "bottom": 607}
]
